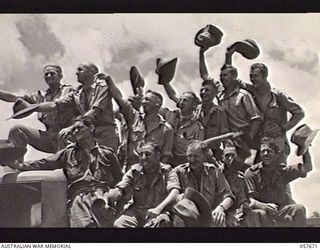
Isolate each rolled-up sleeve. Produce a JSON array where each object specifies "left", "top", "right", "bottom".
[
  {"left": 55, "top": 92, "right": 75, "bottom": 112},
  {"left": 242, "top": 92, "right": 262, "bottom": 121},
  {"left": 279, "top": 92, "right": 304, "bottom": 116},
  {"left": 244, "top": 169, "right": 259, "bottom": 199},
  {"left": 284, "top": 163, "right": 307, "bottom": 183},
  {"left": 166, "top": 169, "right": 181, "bottom": 192},
  {"left": 115, "top": 169, "right": 135, "bottom": 196},
  {"left": 215, "top": 169, "right": 235, "bottom": 201}
]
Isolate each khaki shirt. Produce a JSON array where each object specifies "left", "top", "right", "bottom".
[
  {"left": 160, "top": 108, "right": 204, "bottom": 157},
  {"left": 194, "top": 103, "right": 229, "bottom": 145},
  {"left": 219, "top": 81, "right": 261, "bottom": 133},
  {"left": 17, "top": 143, "right": 123, "bottom": 192},
  {"left": 120, "top": 102, "right": 174, "bottom": 166},
  {"left": 221, "top": 162, "right": 250, "bottom": 209},
  {"left": 173, "top": 162, "right": 235, "bottom": 210},
  {"left": 116, "top": 163, "right": 180, "bottom": 210},
  {"left": 24, "top": 84, "right": 74, "bottom": 133},
  {"left": 245, "top": 162, "right": 307, "bottom": 206},
  {"left": 55, "top": 82, "right": 116, "bottom": 127}
]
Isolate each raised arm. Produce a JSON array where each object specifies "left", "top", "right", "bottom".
[
  {"left": 0, "top": 89, "right": 20, "bottom": 102},
  {"left": 224, "top": 45, "right": 237, "bottom": 66},
  {"left": 199, "top": 47, "right": 210, "bottom": 80},
  {"left": 163, "top": 82, "right": 179, "bottom": 103},
  {"left": 300, "top": 150, "right": 312, "bottom": 175}
]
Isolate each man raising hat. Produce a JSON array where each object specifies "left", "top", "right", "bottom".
[
  {"left": 0, "top": 65, "right": 74, "bottom": 161},
  {"left": 244, "top": 137, "right": 312, "bottom": 226}
]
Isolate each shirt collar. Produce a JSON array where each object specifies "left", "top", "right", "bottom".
[
  {"left": 221, "top": 83, "right": 240, "bottom": 100},
  {"left": 268, "top": 89, "right": 278, "bottom": 107},
  {"left": 186, "top": 162, "right": 209, "bottom": 176}
]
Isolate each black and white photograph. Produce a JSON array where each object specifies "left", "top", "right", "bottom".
[{"left": 0, "top": 12, "right": 319, "bottom": 242}]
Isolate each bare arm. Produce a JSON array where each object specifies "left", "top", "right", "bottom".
[
  {"left": 37, "top": 102, "right": 57, "bottom": 112},
  {"left": 249, "top": 119, "right": 262, "bottom": 139},
  {"left": 199, "top": 47, "right": 210, "bottom": 80},
  {"left": 0, "top": 90, "right": 19, "bottom": 102},
  {"left": 282, "top": 112, "right": 305, "bottom": 132},
  {"left": 146, "top": 188, "right": 180, "bottom": 219},
  {"left": 301, "top": 150, "right": 312, "bottom": 175},
  {"left": 163, "top": 82, "right": 179, "bottom": 103},
  {"left": 224, "top": 45, "right": 237, "bottom": 66},
  {"left": 104, "top": 187, "right": 123, "bottom": 203}
]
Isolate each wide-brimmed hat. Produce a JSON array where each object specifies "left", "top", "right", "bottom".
[
  {"left": 91, "top": 198, "right": 116, "bottom": 227},
  {"left": 8, "top": 98, "right": 40, "bottom": 120},
  {"left": 194, "top": 24, "right": 223, "bottom": 48},
  {"left": 0, "top": 140, "right": 25, "bottom": 165},
  {"left": 130, "top": 66, "right": 145, "bottom": 95},
  {"left": 156, "top": 57, "right": 178, "bottom": 85},
  {"left": 173, "top": 187, "right": 212, "bottom": 227},
  {"left": 231, "top": 39, "right": 260, "bottom": 59},
  {"left": 291, "top": 124, "right": 319, "bottom": 156}
]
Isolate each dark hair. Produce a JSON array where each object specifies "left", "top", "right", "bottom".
[
  {"left": 43, "top": 65, "right": 63, "bottom": 75},
  {"left": 136, "top": 141, "right": 161, "bottom": 154},
  {"left": 250, "top": 63, "right": 268, "bottom": 78},
  {"left": 177, "top": 91, "right": 200, "bottom": 108},
  {"left": 221, "top": 64, "right": 238, "bottom": 78},
  {"left": 201, "top": 78, "right": 218, "bottom": 90},
  {"left": 145, "top": 89, "right": 163, "bottom": 106},
  {"left": 87, "top": 63, "right": 99, "bottom": 75},
  {"left": 261, "top": 137, "right": 279, "bottom": 153}
]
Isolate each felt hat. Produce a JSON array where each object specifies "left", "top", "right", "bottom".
[
  {"left": 130, "top": 66, "right": 145, "bottom": 95},
  {"left": 291, "top": 124, "right": 319, "bottom": 156},
  {"left": 91, "top": 198, "right": 116, "bottom": 227},
  {"left": 173, "top": 187, "right": 212, "bottom": 227},
  {"left": 8, "top": 98, "right": 40, "bottom": 120},
  {"left": 156, "top": 57, "right": 178, "bottom": 85},
  {"left": 231, "top": 39, "right": 260, "bottom": 59},
  {"left": 194, "top": 24, "right": 223, "bottom": 48},
  {"left": 0, "top": 140, "right": 25, "bottom": 165}
]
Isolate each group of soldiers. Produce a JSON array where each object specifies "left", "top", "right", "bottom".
[{"left": 0, "top": 24, "right": 317, "bottom": 228}]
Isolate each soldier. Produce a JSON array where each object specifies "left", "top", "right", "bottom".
[
  {"left": 33, "top": 63, "right": 119, "bottom": 151},
  {"left": 95, "top": 73, "right": 173, "bottom": 168},
  {"left": 244, "top": 137, "right": 312, "bottom": 226},
  {"left": 102, "top": 141, "right": 180, "bottom": 228},
  {"left": 173, "top": 140, "right": 235, "bottom": 227},
  {"left": 7, "top": 117, "right": 123, "bottom": 227},
  {"left": 0, "top": 65, "right": 74, "bottom": 161}
]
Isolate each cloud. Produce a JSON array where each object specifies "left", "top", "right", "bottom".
[
  {"left": 266, "top": 44, "right": 319, "bottom": 75},
  {"left": 16, "top": 15, "right": 65, "bottom": 60}
]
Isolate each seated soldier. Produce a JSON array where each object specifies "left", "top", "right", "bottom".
[
  {"left": 173, "top": 140, "right": 235, "bottom": 227},
  {"left": 102, "top": 141, "right": 180, "bottom": 228},
  {"left": 244, "top": 137, "right": 312, "bottom": 227},
  {"left": 7, "top": 116, "right": 123, "bottom": 228},
  {"left": 221, "top": 139, "right": 268, "bottom": 227},
  {"left": 0, "top": 65, "right": 74, "bottom": 161}
]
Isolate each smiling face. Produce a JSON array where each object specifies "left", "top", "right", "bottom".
[
  {"left": 70, "top": 120, "right": 93, "bottom": 143},
  {"left": 177, "top": 92, "right": 198, "bottom": 115},
  {"left": 43, "top": 67, "right": 62, "bottom": 86},
  {"left": 260, "top": 143, "right": 278, "bottom": 166},
  {"left": 200, "top": 84, "right": 217, "bottom": 103},
  {"left": 250, "top": 68, "right": 266, "bottom": 86},
  {"left": 220, "top": 69, "right": 235, "bottom": 89},
  {"left": 187, "top": 143, "right": 206, "bottom": 171},
  {"left": 137, "top": 144, "right": 161, "bottom": 173},
  {"left": 141, "top": 92, "right": 160, "bottom": 113}
]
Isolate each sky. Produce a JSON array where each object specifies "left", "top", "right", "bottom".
[{"left": 0, "top": 14, "right": 319, "bottom": 216}]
